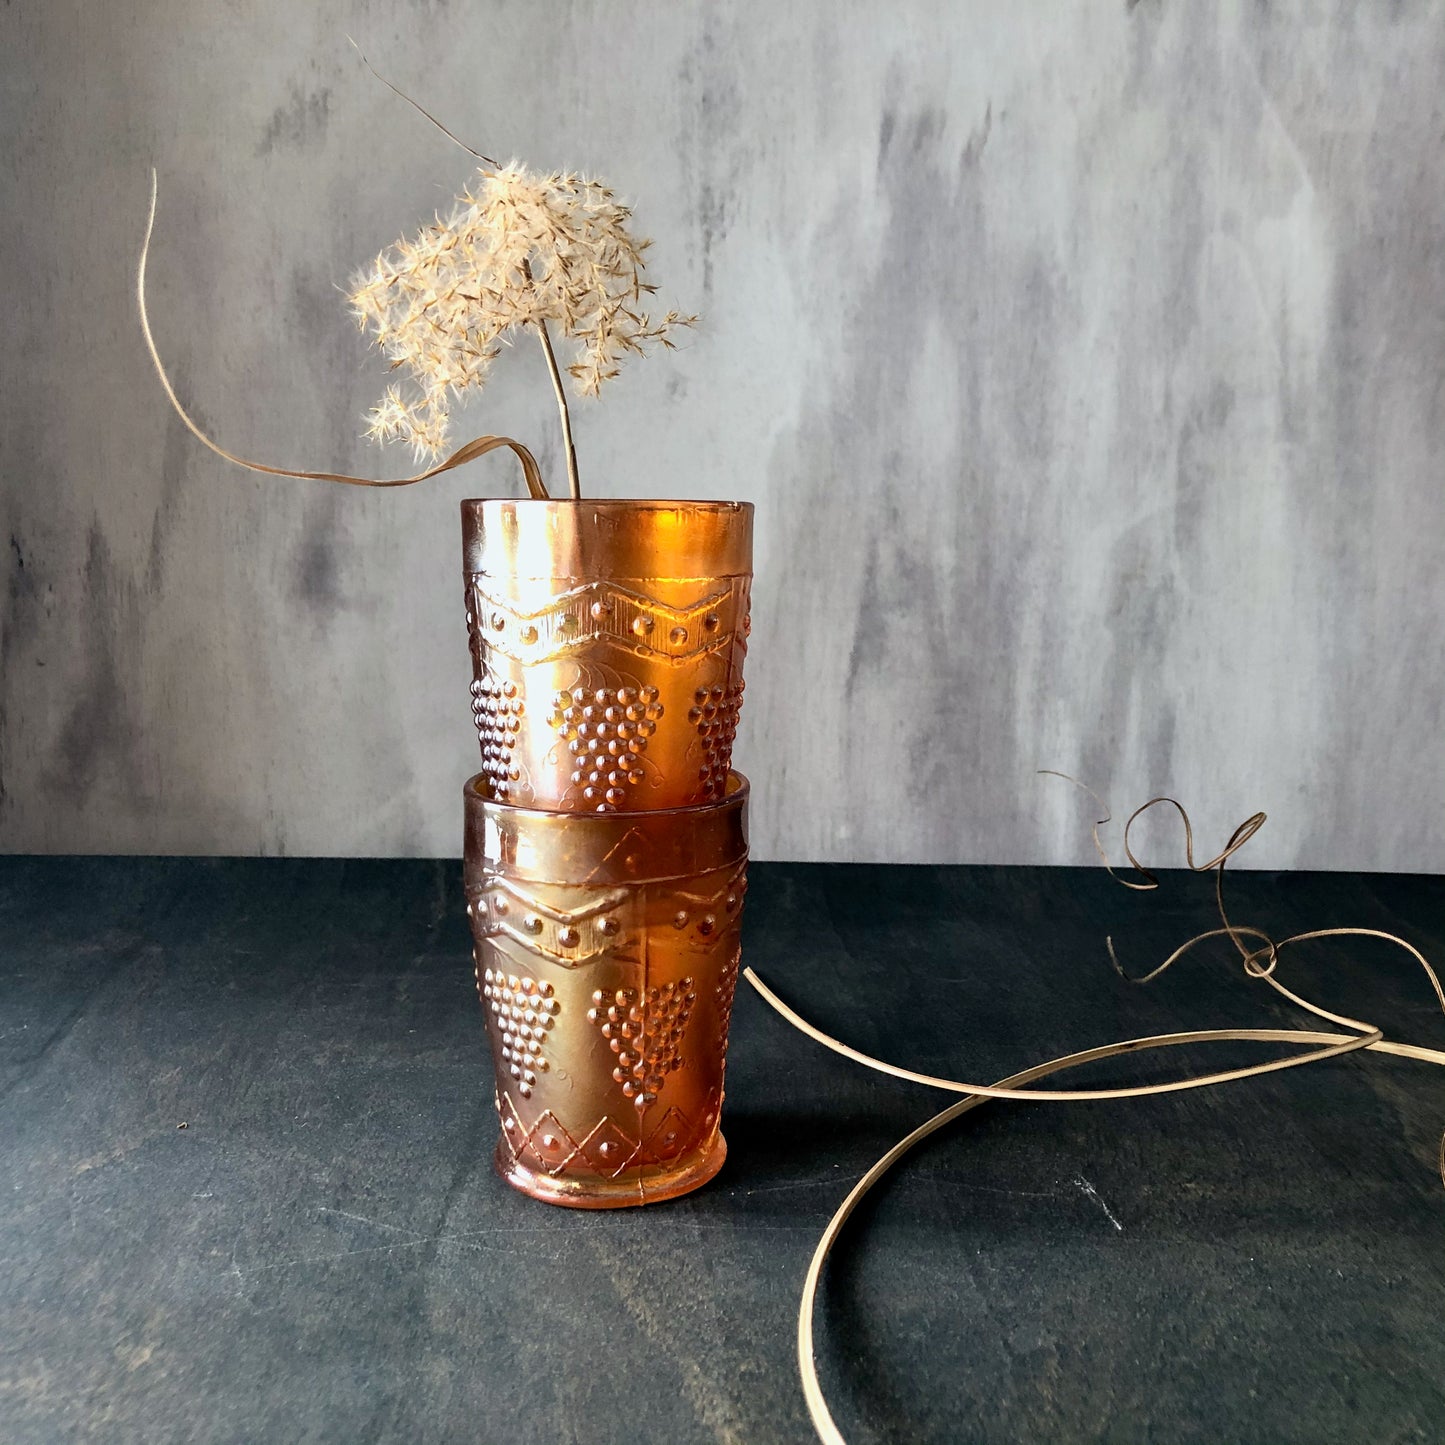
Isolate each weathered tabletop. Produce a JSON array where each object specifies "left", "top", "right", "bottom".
[{"left": 2, "top": 858, "right": 1442, "bottom": 1444}]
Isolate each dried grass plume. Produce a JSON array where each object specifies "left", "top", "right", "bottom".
[{"left": 349, "top": 163, "right": 697, "bottom": 491}]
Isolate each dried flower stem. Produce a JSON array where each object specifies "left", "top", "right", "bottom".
[
  {"left": 534, "top": 313, "right": 581, "bottom": 499},
  {"left": 346, "top": 37, "right": 498, "bottom": 167}
]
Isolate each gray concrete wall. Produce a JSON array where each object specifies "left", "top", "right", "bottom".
[{"left": 1, "top": 0, "right": 1442, "bottom": 867}]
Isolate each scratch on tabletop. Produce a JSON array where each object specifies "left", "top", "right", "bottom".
[
  {"left": 744, "top": 1175, "right": 863, "bottom": 1196},
  {"left": 585, "top": 1231, "right": 749, "bottom": 1444},
  {"left": 1074, "top": 1173, "right": 1124, "bottom": 1231}
]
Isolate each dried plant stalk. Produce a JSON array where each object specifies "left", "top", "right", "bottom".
[
  {"left": 523, "top": 262, "right": 580, "bottom": 500},
  {"left": 747, "top": 781, "right": 1445, "bottom": 1445}
]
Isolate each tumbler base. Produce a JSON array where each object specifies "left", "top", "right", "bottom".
[{"left": 494, "top": 1130, "right": 727, "bottom": 1209}]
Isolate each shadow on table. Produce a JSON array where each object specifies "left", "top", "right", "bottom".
[{"left": 717, "top": 1104, "right": 921, "bottom": 1216}]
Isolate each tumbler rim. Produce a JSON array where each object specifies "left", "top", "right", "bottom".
[
  {"left": 461, "top": 497, "right": 753, "bottom": 511},
  {"left": 465, "top": 767, "right": 748, "bottom": 823},
  {"left": 464, "top": 770, "right": 749, "bottom": 887},
  {"left": 461, "top": 497, "right": 753, "bottom": 580}
]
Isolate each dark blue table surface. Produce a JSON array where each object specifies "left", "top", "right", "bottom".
[{"left": 2, "top": 858, "right": 1442, "bottom": 1444}]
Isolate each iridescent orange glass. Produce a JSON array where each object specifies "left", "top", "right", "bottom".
[
  {"left": 461, "top": 499, "right": 752, "bottom": 813},
  {"left": 464, "top": 770, "right": 749, "bottom": 1207}
]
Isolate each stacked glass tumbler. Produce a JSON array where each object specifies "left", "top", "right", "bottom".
[{"left": 461, "top": 499, "right": 753, "bottom": 1206}]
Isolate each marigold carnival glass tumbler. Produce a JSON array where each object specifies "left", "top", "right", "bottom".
[
  {"left": 461, "top": 499, "right": 753, "bottom": 813},
  {"left": 464, "top": 772, "right": 749, "bottom": 1206}
]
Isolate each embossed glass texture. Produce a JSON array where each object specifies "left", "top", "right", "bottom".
[
  {"left": 462, "top": 499, "right": 753, "bottom": 812},
  {"left": 465, "top": 770, "right": 749, "bottom": 1207}
]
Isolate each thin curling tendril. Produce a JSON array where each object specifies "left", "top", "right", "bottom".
[
  {"left": 137, "top": 174, "right": 548, "bottom": 499},
  {"left": 748, "top": 779, "right": 1445, "bottom": 1445}
]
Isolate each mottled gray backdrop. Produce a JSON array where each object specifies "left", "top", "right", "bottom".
[{"left": 2, "top": 1, "right": 1442, "bottom": 867}]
